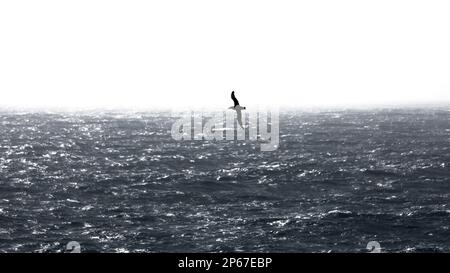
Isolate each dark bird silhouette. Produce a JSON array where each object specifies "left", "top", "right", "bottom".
[{"left": 228, "top": 91, "right": 246, "bottom": 129}]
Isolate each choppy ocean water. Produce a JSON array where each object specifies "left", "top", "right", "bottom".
[{"left": 0, "top": 108, "right": 449, "bottom": 253}]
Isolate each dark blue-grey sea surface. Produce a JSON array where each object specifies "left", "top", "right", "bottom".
[{"left": 0, "top": 108, "right": 449, "bottom": 252}]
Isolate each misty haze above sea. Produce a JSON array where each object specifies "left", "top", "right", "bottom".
[{"left": 0, "top": 108, "right": 449, "bottom": 253}]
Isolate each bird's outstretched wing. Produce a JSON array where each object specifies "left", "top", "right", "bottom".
[
  {"left": 231, "top": 91, "right": 239, "bottom": 107},
  {"left": 236, "top": 109, "right": 244, "bottom": 129}
]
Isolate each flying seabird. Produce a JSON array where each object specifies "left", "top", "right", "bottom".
[{"left": 229, "top": 91, "right": 246, "bottom": 129}]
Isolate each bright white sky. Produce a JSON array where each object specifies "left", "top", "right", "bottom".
[{"left": 1, "top": 0, "right": 450, "bottom": 109}]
